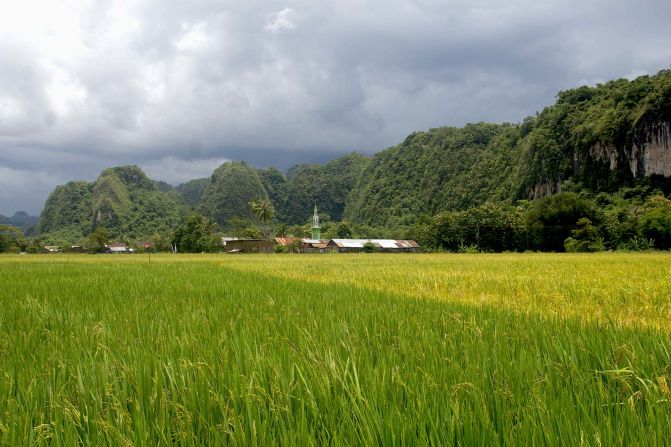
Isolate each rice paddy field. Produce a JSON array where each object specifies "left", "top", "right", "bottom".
[{"left": 0, "top": 253, "right": 670, "bottom": 445}]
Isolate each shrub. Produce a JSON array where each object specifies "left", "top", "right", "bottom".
[
  {"left": 363, "top": 241, "right": 376, "bottom": 253},
  {"left": 274, "top": 244, "right": 288, "bottom": 254},
  {"left": 564, "top": 218, "right": 604, "bottom": 252}
]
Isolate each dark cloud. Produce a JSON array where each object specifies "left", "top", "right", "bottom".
[{"left": 0, "top": 0, "right": 670, "bottom": 214}]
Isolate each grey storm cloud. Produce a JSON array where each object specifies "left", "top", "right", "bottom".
[{"left": 0, "top": 0, "right": 670, "bottom": 214}]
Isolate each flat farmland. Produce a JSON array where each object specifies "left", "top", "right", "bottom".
[{"left": 0, "top": 253, "right": 670, "bottom": 445}]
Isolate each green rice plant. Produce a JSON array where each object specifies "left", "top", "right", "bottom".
[{"left": 0, "top": 253, "right": 669, "bottom": 445}]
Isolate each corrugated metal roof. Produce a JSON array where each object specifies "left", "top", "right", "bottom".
[
  {"left": 329, "top": 239, "right": 420, "bottom": 249},
  {"left": 331, "top": 239, "right": 369, "bottom": 246}
]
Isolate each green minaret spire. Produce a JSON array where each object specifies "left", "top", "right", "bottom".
[{"left": 311, "top": 204, "right": 321, "bottom": 240}]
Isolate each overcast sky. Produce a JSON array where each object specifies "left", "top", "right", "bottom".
[{"left": 0, "top": 0, "right": 669, "bottom": 215}]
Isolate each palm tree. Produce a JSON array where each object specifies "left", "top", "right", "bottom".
[{"left": 249, "top": 198, "right": 276, "bottom": 224}]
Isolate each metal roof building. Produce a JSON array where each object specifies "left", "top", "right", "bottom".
[
  {"left": 275, "top": 237, "right": 330, "bottom": 253},
  {"left": 224, "top": 239, "right": 274, "bottom": 253},
  {"left": 328, "top": 239, "right": 420, "bottom": 253}
]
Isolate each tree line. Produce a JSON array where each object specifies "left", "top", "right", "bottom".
[{"left": 412, "top": 189, "right": 671, "bottom": 252}]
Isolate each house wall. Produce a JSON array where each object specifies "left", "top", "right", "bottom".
[
  {"left": 328, "top": 245, "right": 420, "bottom": 253},
  {"left": 225, "top": 240, "right": 274, "bottom": 253}
]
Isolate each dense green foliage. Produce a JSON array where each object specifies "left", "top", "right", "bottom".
[
  {"left": 176, "top": 178, "right": 209, "bottom": 207},
  {"left": 345, "top": 124, "right": 525, "bottom": 227},
  {"left": 525, "top": 192, "right": 598, "bottom": 252},
  {"left": 255, "top": 153, "right": 369, "bottom": 226},
  {"left": 519, "top": 69, "right": 671, "bottom": 195},
  {"left": 0, "top": 212, "right": 39, "bottom": 235},
  {"left": 636, "top": 196, "right": 671, "bottom": 249},
  {"left": 191, "top": 154, "right": 366, "bottom": 232},
  {"left": 564, "top": 218, "right": 605, "bottom": 252},
  {"left": 1, "top": 254, "right": 670, "bottom": 444},
  {"left": 257, "top": 167, "right": 289, "bottom": 220},
  {"left": 413, "top": 202, "right": 526, "bottom": 252},
  {"left": 282, "top": 152, "right": 369, "bottom": 224},
  {"left": 39, "top": 181, "right": 93, "bottom": 236},
  {"left": 198, "top": 162, "right": 269, "bottom": 229},
  {"left": 344, "top": 70, "right": 670, "bottom": 231},
  {"left": 87, "top": 226, "right": 110, "bottom": 253},
  {"left": 39, "top": 166, "right": 186, "bottom": 245},
  {"left": 0, "top": 224, "right": 28, "bottom": 253},
  {"left": 410, "top": 191, "right": 671, "bottom": 252},
  {"left": 171, "top": 213, "right": 220, "bottom": 253}
]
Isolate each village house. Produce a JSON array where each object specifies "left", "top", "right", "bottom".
[
  {"left": 275, "top": 206, "right": 421, "bottom": 253},
  {"left": 223, "top": 239, "right": 274, "bottom": 253},
  {"left": 274, "top": 237, "right": 330, "bottom": 253},
  {"left": 106, "top": 243, "right": 132, "bottom": 253},
  {"left": 222, "top": 206, "right": 420, "bottom": 254},
  {"left": 327, "top": 239, "right": 421, "bottom": 253}
]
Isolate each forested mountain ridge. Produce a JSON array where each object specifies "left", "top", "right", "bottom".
[
  {"left": 344, "top": 123, "right": 525, "bottom": 227},
  {"left": 520, "top": 69, "right": 671, "bottom": 197},
  {"left": 37, "top": 155, "right": 370, "bottom": 243},
  {"left": 176, "top": 178, "right": 209, "bottom": 207},
  {"left": 0, "top": 212, "right": 39, "bottom": 235},
  {"left": 344, "top": 69, "right": 671, "bottom": 227},
  {"left": 197, "top": 161, "right": 269, "bottom": 228},
  {"left": 282, "top": 152, "right": 369, "bottom": 224},
  {"left": 36, "top": 69, "right": 671, "bottom": 246},
  {"left": 40, "top": 166, "right": 186, "bottom": 243},
  {"left": 189, "top": 153, "right": 369, "bottom": 228}
]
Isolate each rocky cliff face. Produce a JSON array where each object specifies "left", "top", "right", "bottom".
[
  {"left": 522, "top": 69, "right": 671, "bottom": 198},
  {"left": 582, "top": 141, "right": 621, "bottom": 171},
  {"left": 529, "top": 180, "right": 561, "bottom": 200},
  {"left": 530, "top": 119, "right": 671, "bottom": 199},
  {"left": 629, "top": 120, "right": 671, "bottom": 177}
]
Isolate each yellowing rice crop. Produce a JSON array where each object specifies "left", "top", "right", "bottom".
[
  {"left": 218, "top": 252, "right": 671, "bottom": 331},
  {"left": 0, "top": 253, "right": 670, "bottom": 445}
]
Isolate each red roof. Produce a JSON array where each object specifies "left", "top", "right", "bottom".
[{"left": 275, "top": 237, "right": 300, "bottom": 246}]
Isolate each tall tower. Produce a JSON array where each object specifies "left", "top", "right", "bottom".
[{"left": 311, "top": 204, "right": 321, "bottom": 240}]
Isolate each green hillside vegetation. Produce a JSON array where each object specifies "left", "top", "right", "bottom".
[
  {"left": 0, "top": 224, "right": 28, "bottom": 253},
  {"left": 154, "top": 180, "right": 175, "bottom": 193},
  {"left": 92, "top": 169, "right": 133, "bottom": 229},
  {"left": 39, "top": 181, "right": 93, "bottom": 237},
  {"left": 198, "top": 161, "right": 269, "bottom": 228},
  {"left": 257, "top": 167, "right": 289, "bottom": 221},
  {"left": 519, "top": 69, "right": 671, "bottom": 195},
  {"left": 345, "top": 123, "right": 524, "bottom": 227},
  {"left": 33, "top": 69, "right": 671, "bottom": 251},
  {"left": 283, "top": 152, "right": 369, "bottom": 224},
  {"left": 0, "top": 212, "right": 39, "bottom": 235},
  {"left": 39, "top": 166, "right": 185, "bottom": 245},
  {"left": 176, "top": 178, "right": 209, "bottom": 207}
]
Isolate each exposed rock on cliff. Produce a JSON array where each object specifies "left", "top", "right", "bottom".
[
  {"left": 522, "top": 69, "right": 671, "bottom": 197},
  {"left": 629, "top": 120, "right": 671, "bottom": 177}
]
